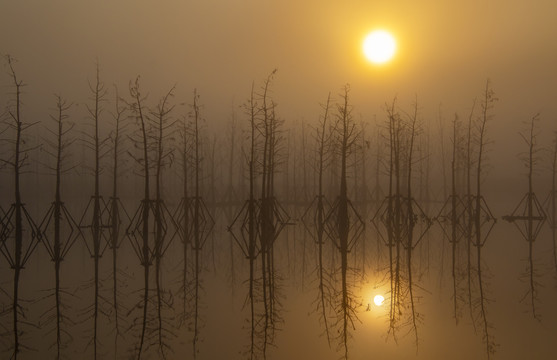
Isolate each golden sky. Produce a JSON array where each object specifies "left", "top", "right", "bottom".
[{"left": 1, "top": 0, "right": 556, "bottom": 127}]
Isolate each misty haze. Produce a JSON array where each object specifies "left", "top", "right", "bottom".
[{"left": 1, "top": 1, "right": 557, "bottom": 360}]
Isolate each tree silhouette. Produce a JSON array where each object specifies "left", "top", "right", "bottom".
[
  {"left": 173, "top": 110, "right": 193, "bottom": 328},
  {"left": 464, "top": 100, "right": 477, "bottom": 327},
  {"left": 228, "top": 82, "right": 262, "bottom": 360},
  {"left": 0, "top": 55, "right": 41, "bottom": 360},
  {"left": 371, "top": 98, "right": 431, "bottom": 349},
  {"left": 435, "top": 114, "right": 466, "bottom": 324},
  {"left": 150, "top": 86, "right": 178, "bottom": 359},
  {"left": 472, "top": 80, "right": 497, "bottom": 359},
  {"left": 77, "top": 64, "right": 113, "bottom": 359},
  {"left": 38, "top": 94, "right": 82, "bottom": 359},
  {"left": 104, "top": 86, "right": 131, "bottom": 358},
  {"left": 403, "top": 99, "right": 428, "bottom": 350},
  {"left": 301, "top": 93, "right": 334, "bottom": 346},
  {"left": 323, "top": 85, "right": 365, "bottom": 359},
  {"left": 229, "top": 71, "right": 290, "bottom": 359},
  {"left": 257, "top": 70, "right": 290, "bottom": 358},
  {"left": 125, "top": 76, "right": 152, "bottom": 360},
  {"left": 503, "top": 114, "right": 545, "bottom": 319},
  {"left": 187, "top": 89, "right": 215, "bottom": 359},
  {"left": 125, "top": 80, "right": 182, "bottom": 359}
]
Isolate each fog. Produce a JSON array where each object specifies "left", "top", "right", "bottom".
[{"left": 1, "top": 0, "right": 557, "bottom": 359}]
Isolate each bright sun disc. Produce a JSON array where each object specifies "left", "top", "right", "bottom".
[
  {"left": 363, "top": 30, "right": 396, "bottom": 64},
  {"left": 373, "top": 295, "right": 385, "bottom": 306}
]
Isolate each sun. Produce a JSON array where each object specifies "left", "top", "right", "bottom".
[
  {"left": 373, "top": 294, "right": 385, "bottom": 306},
  {"left": 363, "top": 30, "right": 397, "bottom": 64}
]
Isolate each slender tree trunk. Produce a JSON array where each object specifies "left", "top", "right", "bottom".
[
  {"left": 466, "top": 100, "right": 476, "bottom": 329},
  {"left": 337, "top": 86, "right": 352, "bottom": 360},
  {"left": 53, "top": 97, "right": 64, "bottom": 359},
  {"left": 248, "top": 84, "right": 257, "bottom": 360},
  {"left": 385, "top": 99, "right": 397, "bottom": 334},
  {"left": 181, "top": 120, "right": 190, "bottom": 319},
  {"left": 89, "top": 65, "right": 104, "bottom": 360},
  {"left": 475, "top": 80, "right": 495, "bottom": 359},
  {"left": 109, "top": 89, "right": 125, "bottom": 359},
  {"left": 317, "top": 93, "right": 331, "bottom": 346},
  {"left": 451, "top": 115, "right": 459, "bottom": 324},
  {"left": 551, "top": 132, "right": 557, "bottom": 274},
  {"left": 131, "top": 79, "right": 151, "bottom": 360},
  {"left": 192, "top": 89, "right": 202, "bottom": 359},
  {"left": 8, "top": 56, "right": 24, "bottom": 360},
  {"left": 528, "top": 127, "right": 535, "bottom": 315},
  {"left": 406, "top": 101, "right": 419, "bottom": 349}
]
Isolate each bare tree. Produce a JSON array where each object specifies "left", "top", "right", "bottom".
[
  {"left": 228, "top": 82, "right": 261, "bottom": 360},
  {"left": 78, "top": 63, "right": 110, "bottom": 360},
  {"left": 191, "top": 89, "right": 203, "bottom": 358},
  {"left": 301, "top": 93, "right": 334, "bottom": 346},
  {"left": 229, "top": 71, "right": 290, "bottom": 359},
  {"left": 150, "top": 86, "right": 178, "bottom": 359},
  {"left": 473, "top": 80, "right": 497, "bottom": 359},
  {"left": 221, "top": 112, "right": 240, "bottom": 291},
  {"left": 464, "top": 100, "right": 477, "bottom": 327},
  {"left": 435, "top": 114, "right": 466, "bottom": 324},
  {"left": 104, "top": 86, "right": 131, "bottom": 359},
  {"left": 173, "top": 112, "right": 192, "bottom": 327},
  {"left": 324, "top": 85, "right": 365, "bottom": 359},
  {"left": 125, "top": 77, "right": 152, "bottom": 360},
  {"left": 0, "top": 54, "right": 41, "bottom": 360},
  {"left": 124, "top": 80, "right": 181, "bottom": 360},
  {"left": 403, "top": 98, "right": 423, "bottom": 350},
  {"left": 372, "top": 97, "right": 404, "bottom": 340},
  {"left": 371, "top": 97, "right": 431, "bottom": 350},
  {"left": 185, "top": 89, "right": 214, "bottom": 359},
  {"left": 503, "top": 114, "right": 545, "bottom": 319},
  {"left": 38, "top": 95, "right": 82, "bottom": 359},
  {"left": 258, "top": 70, "right": 289, "bottom": 358}
]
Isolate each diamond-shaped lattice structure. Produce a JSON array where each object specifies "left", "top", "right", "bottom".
[
  {"left": 324, "top": 196, "right": 365, "bottom": 252},
  {"left": 503, "top": 192, "right": 546, "bottom": 243},
  {"left": 401, "top": 197, "right": 433, "bottom": 248},
  {"left": 228, "top": 199, "right": 261, "bottom": 259},
  {"left": 300, "top": 195, "right": 331, "bottom": 244},
  {"left": 259, "top": 197, "right": 292, "bottom": 251},
  {"left": 173, "top": 197, "right": 191, "bottom": 246},
  {"left": 126, "top": 199, "right": 179, "bottom": 265},
  {"left": 457, "top": 195, "right": 481, "bottom": 238},
  {"left": 78, "top": 195, "right": 111, "bottom": 257},
  {"left": 228, "top": 197, "right": 291, "bottom": 258},
  {"left": 371, "top": 195, "right": 432, "bottom": 248},
  {"left": 435, "top": 195, "right": 468, "bottom": 243},
  {"left": 182, "top": 197, "right": 215, "bottom": 251},
  {"left": 0, "top": 203, "right": 41, "bottom": 269},
  {"left": 104, "top": 196, "right": 131, "bottom": 249},
  {"left": 468, "top": 195, "right": 497, "bottom": 247},
  {"left": 39, "top": 201, "right": 83, "bottom": 262},
  {"left": 370, "top": 196, "right": 392, "bottom": 246},
  {"left": 542, "top": 190, "right": 556, "bottom": 229}
]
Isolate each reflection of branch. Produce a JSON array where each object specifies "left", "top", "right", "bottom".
[
  {"left": 503, "top": 114, "right": 545, "bottom": 321},
  {"left": 302, "top": 194, "right": 334, "bottom": 347},
  {"left": 473, "top": 80, "right": 497, "bottom": 360}
]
